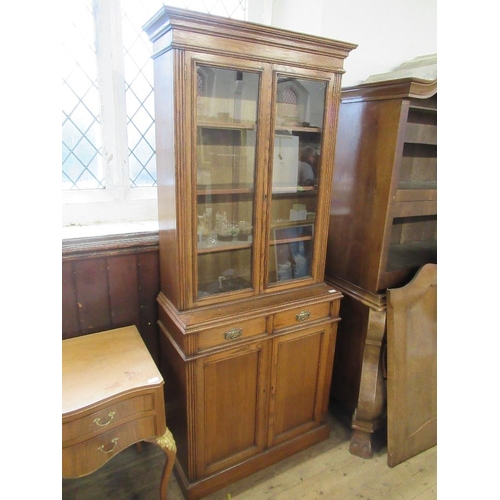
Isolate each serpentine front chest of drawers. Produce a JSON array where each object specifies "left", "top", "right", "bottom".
[{"left": 62, "top": 325, "right": 176, "bottom": 499}]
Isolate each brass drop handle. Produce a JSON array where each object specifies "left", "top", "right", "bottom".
[
  {"left": 97, "top": 438, "right": 118, "bottom": 454},
  {"left": 296, "top": 310, "right": 311, "bottom": 322},
  {"left": 224, "top": 327, "right": 243, "bottom": 340},
  {"left": 93, "top": 411, "right": 116, "bottom": 427}
]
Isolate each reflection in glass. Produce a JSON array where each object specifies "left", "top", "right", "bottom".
[
  {"left": 195, "top": 66, "right": 259, "bottom": 298},
  {"left": 268, "top": 77, "right": 327, "bottom": 285}
]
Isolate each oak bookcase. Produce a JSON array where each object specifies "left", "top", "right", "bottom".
[{"left": 144, "top": 7, "right": 355, "bottom": 499}]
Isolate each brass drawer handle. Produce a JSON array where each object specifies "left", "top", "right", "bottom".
[
  {"left": 296, "top": 310, "right": 311, "bottom": 322},
  {"left": 93, "top": 411, "right": 116, "bottom": 427},
  {"left": 224, "top": 328, "right": 243, "bottom": 340},
  {"left": 97, "top": 437, "right": 118, "bottom": 454}
]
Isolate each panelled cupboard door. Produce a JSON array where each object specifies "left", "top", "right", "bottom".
[
  {"left": 194, "top": 340, "right": 270, "bottom": 478},
  {"left": 268, "top": 324, "right": 334, "bottom": 447}
]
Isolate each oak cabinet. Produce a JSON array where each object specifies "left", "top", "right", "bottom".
[
  {"left": 325, "top": 76, "right": 437, "bottom": 458},
  {"left": 144, "top": 6, "right": 354, "bottom": 499}
]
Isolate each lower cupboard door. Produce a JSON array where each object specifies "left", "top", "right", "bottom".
[
  {"left": 268, "top": 325, "right": 333, "bottom": 447},
  {"left": 194, "top": 340, "right": 270, "bottom": 478}
]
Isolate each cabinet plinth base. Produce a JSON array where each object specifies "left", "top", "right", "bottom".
[{"left": 174, "top": 424, "right": 331, "bottom": 500}]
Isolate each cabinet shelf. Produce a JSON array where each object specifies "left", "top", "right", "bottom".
[
  {"left": 404, "top": 107, "right": 437, "bottom": 145},
  {"left": 270, "top": 235, "right": 313, "bottom": 245},
  {"left": 393, "top": 184, "right": 437, "bottom": 218},
  {"left": 397, "top": 182, "right": 437, "bottom": 193},
  {"left": 197, "top": 239, "right": 252, "bottom": 254},
  {"left": 272, "top": 186, "right": 316, "bottom": 195},
  {"left": 404, "top": 123, "right": 437, "bottom": 145},
  {"left": 197, "top": 185, "right": 254, "bottom": 196},
  {"left": 271, "top": 218, "right": 315, "bottom": 230},
  {"left": 275, "top": 125, "right": 321, "bottom": 133},
  {"left": 198, "top": 120, "right": 256, "bottom": 130}
]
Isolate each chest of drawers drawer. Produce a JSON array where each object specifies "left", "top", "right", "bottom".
[
  {"left": 197, "top": 316, "right": 267, "bottom": 352},
  {"left": 273, "top": 301, "right": 332, "bottom": 331},
  {"left": 63, "top": 393, "right": 156, "bottom": 444},
  {"left": 62, "top": 415, "right": 157, "bottom": 477}
]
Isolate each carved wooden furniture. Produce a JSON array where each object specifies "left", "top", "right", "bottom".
[
  {"left": 143, "top": 6, "right": 355, "bottom": 499},
  {"left": 62, "top": 326, "right": 177, "bottom": 500},
  {"left": 386, "top": 263, "right": 437, "bottom": 467},
  {"left": 325, "top": 76, "right": 437, "bottom": 458}
]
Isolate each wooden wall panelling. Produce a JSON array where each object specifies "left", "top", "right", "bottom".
[
  {"left": 62, "top": 232, "right": 161, "bottom": 364},
  {"left": 62, "top": 260, "right": 80, "bottom": 338},
  {"left": 108, "top": 254, "right": 141, "bottom": 327},
  {"left": 74, "top": 257, "right": 112, "bottom": 334},
  {"left": 137, "top": 251, "right": 161, "bottom": 365}
]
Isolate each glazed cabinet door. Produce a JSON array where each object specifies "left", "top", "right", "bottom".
[
  {"left": 265, "top": 68, "right": 337, "bottom": 290},
  {"left": 193, "top": 56, "right": 268, "bottom": 304},
  {"left": 192, "top": 57, "right": 340, "bottom": 305},
  {"left": 194, "top": 339, "right": 270, "bottom": 478},
  {"left": 268, "top": 323, "right": 335, "bottom": 447}
]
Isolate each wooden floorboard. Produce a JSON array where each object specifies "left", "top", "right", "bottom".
[{"left": 62, "top": 403, "right": 437, "bottom": 500}]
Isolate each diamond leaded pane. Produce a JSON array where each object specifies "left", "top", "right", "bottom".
[
  {"left": 62, "top": 0, "right": 104, "bottom": 190},
  {"left": 121, "top": 0, "right": 164, "bottom": 187},
  {"left": 121, "top": 0, "right": 247, "bottom": 187},
  {"left": 62, "top": 0, "right": 247, "bottom": 191}
]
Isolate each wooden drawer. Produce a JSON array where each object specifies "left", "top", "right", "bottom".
[
  {"left": 62, "top": 415, "right": 157, "bottom": 478},
  {"left": 197, "top": 316, "right": 267, "bottom": 351},
  {"left": 273, "top": 302, "right": 331, "bottom": 331},
  {"left": 63, "top": 393, "right": 156, "bottom": 444}
]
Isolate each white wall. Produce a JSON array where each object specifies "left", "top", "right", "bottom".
[{"left": 248, "top": 0, "right": 437, "bottom": 87}]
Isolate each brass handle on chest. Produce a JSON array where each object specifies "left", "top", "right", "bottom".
[
  {"left": 93, "top": 411, "right": 116, "bottom": 427},
  {"left": 296, "top": 310, "right": 311, "bottom": 322},
  {"left": 97, "top": 438, "right": 118, "bottom": 454},
  {"left": 224, "top": 327, "right": 243, "bottom": 340}
]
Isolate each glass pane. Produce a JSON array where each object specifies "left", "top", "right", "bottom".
[
  {"left": 267, "top": 76, "right": 327, "bottom": 285},
  {"left": 62, "top": 0, "right": 104, "bottom": 190},
  {"left": 122, "top": 0, "right": 247, "bottom": 188},
  {"left": 121, "top": 0, "right": 164, "bottom": 187},
  {"left": 195, "top": 66, "right": 259, "bottom": 299}
]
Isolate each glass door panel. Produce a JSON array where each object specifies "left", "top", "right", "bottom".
[
  {"left": 195, "top": 65, "right": 259, "bottom": 299},
  {"left": 268, "top": 76, "right": 327, "bottom": 285}
]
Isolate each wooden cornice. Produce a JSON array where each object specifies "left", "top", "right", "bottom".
[
  {"left": 143, "top": 6, "right": 357, "bottom": 72},
  {"left": 340, "top": 77, "right": 437, "bottom": 103}
]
